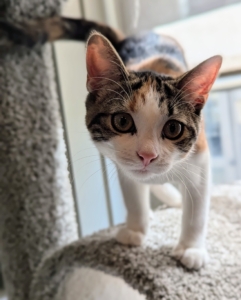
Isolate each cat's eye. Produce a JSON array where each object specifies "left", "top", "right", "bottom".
[
  {"left": 162, "top": 120, "right": 183, "bottom": 140},
  {"left": 111, "top": 113, "right": 134, "bottom": 133}
]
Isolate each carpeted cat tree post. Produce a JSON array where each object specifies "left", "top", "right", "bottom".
[
  {"left": 1, "top": 1, "right": 241, "bottom": 300},
  {"left": 0, "top": 1, "right": 78, "bottom": 299}
]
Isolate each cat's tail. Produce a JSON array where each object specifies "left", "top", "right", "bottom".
[
  {"left": 0, "top": 16, "right": 124, "bottom": 49},
  {"left": 150, "top": 183, "right": 182, "bottom": 208}
]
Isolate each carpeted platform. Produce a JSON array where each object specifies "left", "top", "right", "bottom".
[{"left": 30, "top": 184, "right": 241, "bottom": 300}]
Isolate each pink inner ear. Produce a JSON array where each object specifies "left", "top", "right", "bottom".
[
  {"left": 86, "top": 33, "right": 128, "bottom": 93},
  {"left": 86, "top": 43, "right": 109, "bottom": 91},
  {"left": 179, "top": 55, "right": 222, "bottom": 107},
  {"left": 87, "top": 44, "right": 109, "bottom": 78},
  {"left": 189, "top": 68, "right": 218, "bottom": 96}
]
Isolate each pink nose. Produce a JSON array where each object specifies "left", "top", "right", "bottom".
[{"left": 137, "top": 151, "right": 158, "bottom": 167}]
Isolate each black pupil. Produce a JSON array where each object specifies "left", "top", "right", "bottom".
[
  {"left": 120, "top": 116, "right": 127, "bottom": 127},
  {"left": 170, "top": 123, "right": 177, "bottom": 133}
]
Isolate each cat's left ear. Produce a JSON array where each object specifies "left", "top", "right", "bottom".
[
  {"left": 176, "top": 55, "right": 222, "bottom": 110},
  {"left": 86, "top": 31, "right": 129, "bottom": 93}
]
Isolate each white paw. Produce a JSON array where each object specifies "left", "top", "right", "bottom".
[
  {"left": 172, "top": 244, "right": 209, "bottom": 270},
  {"left": 116, "top": 227, "right": 145, "bottom": 246}
]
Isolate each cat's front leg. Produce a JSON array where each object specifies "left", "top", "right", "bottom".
[
  {"left": 116, "top": 169, "right": 150, "bottom": 246},
  {"left": 172, "top": 151, "right": 210, "bottom": 269}
]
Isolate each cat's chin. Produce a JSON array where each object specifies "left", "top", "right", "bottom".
[
  {"left": 125, "top": 169, "right": 161, "bottom": 183},
  {"left": 117, "top": 163, "right": 172, "bottom": 183},
  {"left": 133, "top": 172, "right": 156, "bottom": 182}
]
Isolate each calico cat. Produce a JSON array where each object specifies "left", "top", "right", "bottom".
[
  {"left": 0, "top": 17, "right": 222, "bottom": 270},
  {"left": 85, "top": 32, "right": 221, "bottom": 271}
]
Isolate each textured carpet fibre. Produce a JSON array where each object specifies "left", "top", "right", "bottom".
[
  {"left": 0, "top": 1, "right": 79, "bottom": 299},
  {"left": 31, "top": 184, "right": 241, "bottom": 300}
]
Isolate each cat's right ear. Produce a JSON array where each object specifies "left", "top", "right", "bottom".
[{"left": 86, "top": 31, "right": 129, "bottom": 93}]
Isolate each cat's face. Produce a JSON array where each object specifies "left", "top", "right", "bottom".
[
  {"left": 86, "top": 73, "right": 198, "bottom": 182},
  {"left": 85, "top": 33, "right": 222, "bottom": 182}
]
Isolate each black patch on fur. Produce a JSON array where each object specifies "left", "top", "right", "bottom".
[
  {"left": 85, "top": 93, "right": 97, "bottom": 110},
  {"left": 167, "top": 102, "right": 174, "bottom": 116},
  {"left": 186, "top": 125, "right": 197, "bottom": 139},
  {"left": 131, "top": 80, "right": 143, "bottom": 91},
  {"left": 155, "top": 76, "right": 162, "bottom": 92},
  {"left": 174, "top": 138, "right": 191, "bottom": 152},
  {"left": 63, "top": 18, "right": 121, "bottom": 49},
  {"left": 194, "top": 106, "right": 202, "bottom": 116},
  {"left": 129, "top": 124, "right": 137, "bottom": 135},
  {"left": 176, "top": 128, "right": 196, "bottom": 149},
  {"left": 174, "top": 125, "right": 197, "bottom": 152},
  {"left": 87, "top": 111, "right": 120, "bottom": 142},
  {"left": 158, "top": 96, "right": 165, "bottom": 107},
  {"left": 136, "top": 72, "right": 153, "bottom": 83},
  {"left": 92, "top": 129, "right": 108, "bottom": 141},
  {"left": 91, "top": 125, "right": 118, "bottom": 142},
  {"left": 87, "top": 113, "right": 109, "bottom": 129},
  {"left": 163, "top": 83, "right": 174, "bottom": 98}
]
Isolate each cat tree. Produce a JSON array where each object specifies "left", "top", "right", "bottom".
[{"left": 0, "top": 1, "right": 241, "bottom": 299}]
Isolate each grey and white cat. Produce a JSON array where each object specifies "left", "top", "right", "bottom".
[{"left": 1, "top": 17, "right": 222, "bottom": 270}]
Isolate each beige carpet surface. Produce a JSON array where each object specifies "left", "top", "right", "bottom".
[{"left": 31, "top": 183, "right": 241, "bottom": 300}]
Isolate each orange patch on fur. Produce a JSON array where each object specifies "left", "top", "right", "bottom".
[
  {"left": 128, "top": 56, "right": 185, "bottom": 78},
  {"left": 127, "top": 84, "right": 150, "bottom": 112},
  {"left": 195, "top": 119, "right": 208, "bottom": 152},
  {"left": 128, "top": 94, "right": 138, "bottom": 112}
]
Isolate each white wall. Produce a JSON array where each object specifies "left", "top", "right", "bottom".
[{"left": 154, "top": 3, "right": 241, "bottom": 73}]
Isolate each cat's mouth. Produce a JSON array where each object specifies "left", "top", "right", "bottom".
[
  {"left": 132, "top": 163, "right": 170, "bottom": 177},
  {"left": 132, "top": 167, "right": 156, "bottom": 177},
  {"left": 131, "top": 169, "right": 152, "bottom": 180}
]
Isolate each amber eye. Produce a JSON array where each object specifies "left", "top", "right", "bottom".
[
  {"left": 162, "top": 120, "right": 183, "bottom": 140},
  {"left": 112, "top": 113, "right": 134, "bottom": 133}
]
